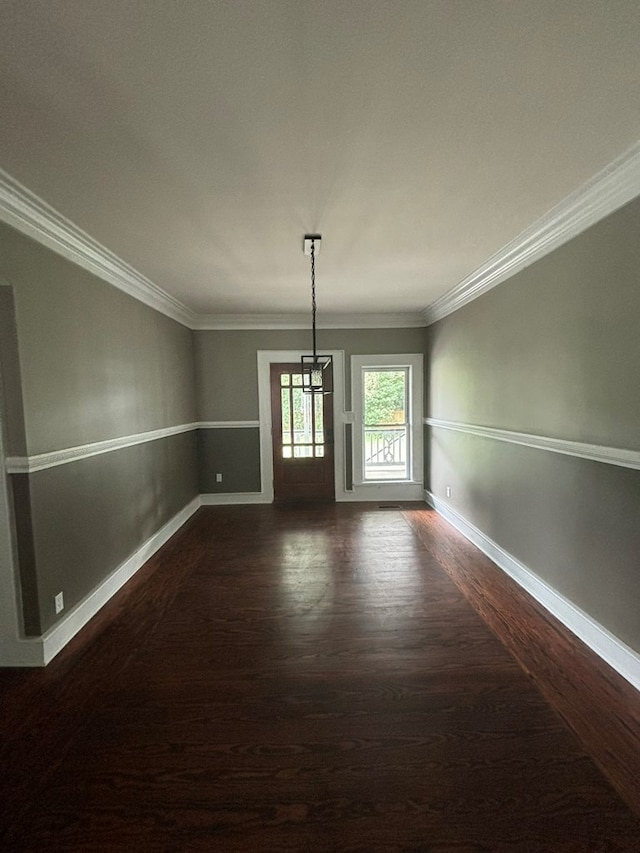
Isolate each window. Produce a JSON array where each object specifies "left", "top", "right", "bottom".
[
  {"left": 351, "top": 354, "right": 423, "bottom": 487},
  {"left": 280, "top": 371, "right": 325, "bottom": 458},
  {"left": 363, "top": 368, "right": 409, "bottom": 480}
]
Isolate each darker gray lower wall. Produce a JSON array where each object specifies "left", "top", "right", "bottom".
[
  {"left": 427, "top": 427, "right": 640, "bottom": 651},
  {"left": 425, "top": 195, "right": 640, "bottom": 656},
  {"left": 20, "top": 431, "right": 197, "bottom": 635},
  {"left": 197, "top": 428, "right": 261, "bottom": 493},
  {"left": 10, "top": 474, "right": 39, "bottom": 635}
]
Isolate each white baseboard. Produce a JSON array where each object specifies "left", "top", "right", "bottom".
[
  {"left": 200, "top": 492, "right": 269, "bottom": 505},
  {"left": 38, "top": 497, "right": 201, "bottom": 665},
  {"left": 423, "top": 490, "right": 640, "bottom": 693}
]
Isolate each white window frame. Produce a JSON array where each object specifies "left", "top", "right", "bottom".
[{"left": 351, "top": 354, "right": 423, "bottom": 496}]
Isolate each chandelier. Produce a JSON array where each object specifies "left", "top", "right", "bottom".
[{"left": 301, "top": 234, "right": 332, "bottom": 394}]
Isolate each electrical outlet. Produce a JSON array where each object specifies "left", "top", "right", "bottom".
[
  {"left": 446, "top": 486, "right": 452, "bottom": 498},
  {"left": 54, "top": 591, "right": 64, "bottom": 614},
  {"left": 216, "top": 472, "right": 223, "bottom": 483}
]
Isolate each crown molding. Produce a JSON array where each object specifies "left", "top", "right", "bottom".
[
  {"left": 423, "top": 139, "right": 640, "bottom": 326},
  {"left": 0, "top": 170, "right": 425, "bottom": 332},
  {"left": 0, "top": 169, "right": 196, "bottom": 327},
  {"left": 5, "top": 135, "right": 640, "bottom": 334},
  {"left": 192, "top": 312, "right": 426, "bottom": 330}
]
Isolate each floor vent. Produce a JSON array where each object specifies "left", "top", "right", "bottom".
[{"left": 377, "top": 504, "right": 402, "bottom": 510}]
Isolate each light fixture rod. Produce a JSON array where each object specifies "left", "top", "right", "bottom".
[{"left": 311, "top": 237, "right": 317, "bottom": 358}]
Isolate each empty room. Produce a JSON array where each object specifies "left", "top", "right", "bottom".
[{"left": 1, "top": 2, "right": 639, "bottom": 849}]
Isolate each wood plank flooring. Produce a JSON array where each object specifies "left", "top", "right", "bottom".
[{"left": 1, "top": 504, "right": 639, "bottom": 851}]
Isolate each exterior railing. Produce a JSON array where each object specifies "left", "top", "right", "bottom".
[{"left": 364, "top": 425, "right": 406, "bottom": 468}]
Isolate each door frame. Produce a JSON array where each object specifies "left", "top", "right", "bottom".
[{"left": 257, "top": 350, "right": 348, "bottom": 503}]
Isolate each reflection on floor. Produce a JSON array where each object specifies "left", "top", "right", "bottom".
[{"left": 1, "top": 503, "right": 639, "bottom": 850}]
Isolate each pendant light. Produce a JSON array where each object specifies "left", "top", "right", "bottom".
[{"left": 301, "top": 234, "right": 332, "bottom": 394}]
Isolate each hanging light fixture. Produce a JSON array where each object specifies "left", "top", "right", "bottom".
[{"left": 301, "top": 234, "right": 333, "bottom": 394}]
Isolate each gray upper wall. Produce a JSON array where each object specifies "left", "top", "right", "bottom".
[
  {"left": 426, "top": 195, "right": 640, "bottom": 451},
  {"left": 194, "top": 327, "right": 427, "bottom": 420},
  {"left": 0, "top": 223, "right": 197, "bottom": 456},
  {"left": 0, "top": 287, "right": 27, "bottom": 457}
]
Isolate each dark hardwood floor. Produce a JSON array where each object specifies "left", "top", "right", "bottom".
[{"left": 1, "top": 504, "right": 639, "bottom": 851}]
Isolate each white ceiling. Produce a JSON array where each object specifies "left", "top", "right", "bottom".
[{"left": 1, "top": 0, "right": 640, "bottom": 321}]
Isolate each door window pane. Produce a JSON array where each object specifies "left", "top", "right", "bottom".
[
  {"left": 294, "top": 446, "right": 313, "bottom": 458},
  {"left": 279, "top": 369, "right": 327, "bottom": 459},
  {"left": 281, "top": 388, "right": 291, "bottom": 443},
  {"left": 314, "top": 394, "right": 324, "bottom": 444}
]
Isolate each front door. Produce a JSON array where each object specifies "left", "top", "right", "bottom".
[{"left": 270, "top": 363, "right": 335, "bottom": 502}]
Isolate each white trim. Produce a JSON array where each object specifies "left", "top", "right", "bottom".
[
  {"left": 423, "top": 490, "right": 640, "bottom": 693},
  {"left": 5, "top": 422, "right": 199, "bottom": 473},
  {"left": 0, "top": 169, "right": 195, "bottom": 327},
  {"left": 200, "top": 492, "right": 269, "bottom": 505},
  {"left": 193, "top": 312, "right": 426, "bottom": 330},
  {"left": 198, "top": 420, "right": 260, "bottom": 429},
  {"left": 257, "top": 350, "right": 348, "bottom": 504},
  {"left": 423, "top": 139, "right": 640, "bottom": 325},
  {"left": 39, "top": 497, "right": 201, "bottom": 666},
  {"left": 424, "top": 417, "right": 640, "bottom": 471},
  {"left": 351, "top": 354, "right": 424, "bottom": 494}
]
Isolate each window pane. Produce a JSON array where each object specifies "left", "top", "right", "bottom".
[
  {"left": 292, "top": 373, "right": 302, "bottom": 386},
  {"left": 280, "top": 373, "right": 290, "bottom": 386},
  {"left": 292, "top": 387, "right": 313, "bottom": 444},
  {"left": 363, "top": 369, "right": 406, "bottom": 426},
  {"left": 281, "top": 388, "right": 291, "bottom": 442},
  {"left": 294, "top": 446, "right": 313, "bottom": 458},
  {"left": 314, "top": 393, "right": 324, "bottom": 442},
  {"left": 315, "top": 446, "right": 325, "bottom": 457},
  {"left": 364, "top": 425, "right": 408, "bottom": 481},
  {"left": 282, "top": 446, "right": 292, "bottom": 458}
]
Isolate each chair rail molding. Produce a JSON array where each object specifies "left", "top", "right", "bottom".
[
  {"left": 424, "top": 418, "right": 640, "bottom": 471},
  {"left": 5, "top": 423, "right": 200, "bottom": 473}
]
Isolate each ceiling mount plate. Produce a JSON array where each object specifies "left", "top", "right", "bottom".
[{"left": 303, "top": 234, "right": 322, "bottom": 255}]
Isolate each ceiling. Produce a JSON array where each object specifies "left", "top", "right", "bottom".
[{"left": 1, "top": 0, "right": 640, "bottom": 322}]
